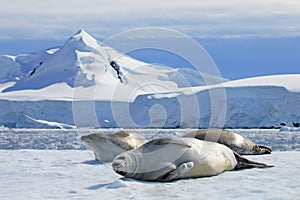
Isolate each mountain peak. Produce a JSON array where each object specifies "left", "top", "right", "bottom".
[
  {"left": 66, "top": 29, "right": 100, "bottom": 52},
  {"left": 74, "top": 29, "right": 86, "bottom": 35},
  {"left": 73, "top": 29, "right": 92, "bottom": 39}
]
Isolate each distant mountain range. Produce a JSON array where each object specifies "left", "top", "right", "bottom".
[{"left": 0, "top": 30, "right": 299, "bottom": 128}]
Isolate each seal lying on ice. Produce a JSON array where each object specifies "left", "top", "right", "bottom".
[
  {"left": 182, "top": 129, "right": 272, "bottom": 155},
  {"left": 81, "top": 131, "right": 147, "bottom": 162},
  {"left": 112, "top": 137, "right": 273, "bottom": 181}
]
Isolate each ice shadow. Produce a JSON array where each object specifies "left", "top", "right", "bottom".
[
  {"left": 81, "top": 160, "right": 102, "bottom": 165},
  {"left": 86, "top": 183, "right": 111, "bottom": 190},
  {"left": 87, "top": 178, "right": 130, "bottom": 190}
]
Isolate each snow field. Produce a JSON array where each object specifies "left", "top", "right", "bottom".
[{"left": 1, "top": 150, "right": 299, "bottom": 199}]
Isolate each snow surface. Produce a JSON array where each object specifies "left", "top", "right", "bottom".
[
  {"left": 2, "top": 150, "right": 300, "bottom": 200},
  {"left": 222, "top": 74, "right": 300, "bottom": 92},
  {"left": 1, "top": 129, "right": 300, "bottom": 200}
]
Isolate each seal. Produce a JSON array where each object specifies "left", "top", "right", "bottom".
[
  {"left": 112, "top": 137, "right": 273, "bottom": 181},
  {"left": 81, "top": 131, "right": 147, "bottom": 162},
  {"left": 182, "top": 129, "right": 272, "bottom": 155}
]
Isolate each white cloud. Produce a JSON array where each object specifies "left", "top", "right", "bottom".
[{"left": 0, "top": 0, "right": 300, "bottom": 39}]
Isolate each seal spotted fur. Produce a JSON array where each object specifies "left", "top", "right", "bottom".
[{"left": 112, "top": 137, "right": 273, "bottom": 181}]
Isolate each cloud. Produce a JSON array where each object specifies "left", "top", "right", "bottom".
[{"left": 1, "top": 0, "right": 300, "bottom": 39}]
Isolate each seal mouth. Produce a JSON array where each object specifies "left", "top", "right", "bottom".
[
  {"left": 112, "top": 153, "right": 140, "bottom": 176},
  {"left": 116, "top": 170, "right": 127, "bottom": 176},
  {"left": 112, "top": 157, "right": 129, "bottom": 177}
]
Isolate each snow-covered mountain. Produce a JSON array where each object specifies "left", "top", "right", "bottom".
[
  {"left": 0, "top": 29, "right": 299, "bottom": 128},
  {"left": 0, "top": 29, "right": 225, "bottom": 101},
  {"left": 131, "top": 74, "right": 300, "bottom": 128}
]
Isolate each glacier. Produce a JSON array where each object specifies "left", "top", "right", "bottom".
[{"left": 0, "top": 29, "right": 299, "bottom": 128}]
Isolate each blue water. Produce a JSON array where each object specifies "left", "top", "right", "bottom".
[{"left": 0, "top": 128, "right": 299, "bottom": 151}]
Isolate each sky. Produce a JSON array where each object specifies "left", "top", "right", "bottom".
[{"left": 0, "top": 0, "right": 299, "bottom": 79}]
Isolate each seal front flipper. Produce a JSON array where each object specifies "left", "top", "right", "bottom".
[
  {"left": 258, "top": 145, "right": 272, "bottom": 154},
  {"left": 234, "top": 152, "right": 274, "bottom": 169},
  {"left": 159, "top": 162, "right": 194, "bottom": 182}
]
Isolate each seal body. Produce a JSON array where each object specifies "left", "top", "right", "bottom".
[
  {"left": 112, "top": 137, "right": 273, "bottom": 181},
  {"left": 81, "top": 131, "right": 147, "bottom": 162},
  {"left": 182, "top": 129, "right": 272, "bottom": 155}
]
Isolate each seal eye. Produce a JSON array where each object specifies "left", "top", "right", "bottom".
[{"left": 117, "top": 156, "right": 126, "bottom": 160}]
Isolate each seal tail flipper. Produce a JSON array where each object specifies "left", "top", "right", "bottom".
[
  {"left": 234, "top": 152, "right": 274, "bottom": 169},
  {"left": 258, "top": 145, "right": 272, "bottom": 154},
  {"left": 159, "top": 162, "right": 194, "bottom": 182}
]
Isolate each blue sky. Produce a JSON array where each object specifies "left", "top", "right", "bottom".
[{"left": 0, "top": 0, "right": 299, "bottom": 79}]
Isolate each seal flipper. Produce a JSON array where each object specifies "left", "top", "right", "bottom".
[
  {"left": 234, "top": 152, "right": 274, "bottom": 169},
  {"left": 258, "top": 145, "right": 272, "bottom": 154},
  {"left": 159, "top": 162, "right": 194, "bottom": 182}
]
